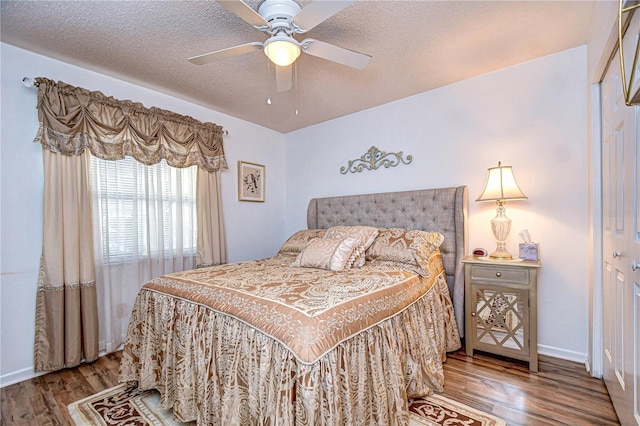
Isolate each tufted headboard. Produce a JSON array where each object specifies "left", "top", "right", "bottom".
[{"left": 307, "top": 186, "right": 468, "bottom": 334}]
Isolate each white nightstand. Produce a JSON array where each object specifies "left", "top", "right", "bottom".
[{"left": 463, "top": 256, "right": 541, "bottom": 372}]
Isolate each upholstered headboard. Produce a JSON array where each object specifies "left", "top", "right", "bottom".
[{"left": 307, "top": 186, "right": 468, "bottom": 334}]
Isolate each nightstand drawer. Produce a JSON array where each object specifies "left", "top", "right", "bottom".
[{"left": 470, "top": 265, "right": 529, "bottom": 284}]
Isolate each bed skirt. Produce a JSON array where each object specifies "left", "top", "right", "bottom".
[{"left": 119, "top": 274, "right": 460, "bottom": 425}]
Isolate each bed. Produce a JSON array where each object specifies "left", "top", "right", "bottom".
[{"left": 119, "top": 186, "right": 468, "bottom": 425}]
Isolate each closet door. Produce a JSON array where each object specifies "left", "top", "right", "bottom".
[{"left": 601, "top": 12, "right": 640, "bottom": 425}]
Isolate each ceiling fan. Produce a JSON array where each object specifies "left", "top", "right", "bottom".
[{"left": 188, "top": 0, "right": 372, "bottom": 92}]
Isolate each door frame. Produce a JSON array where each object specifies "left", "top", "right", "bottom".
[
  {"left": 589, "top": 82, "right": 603, "bottom": 378},
  {"left": 588, "top": 2, "right": 630, "bottom": 379}
]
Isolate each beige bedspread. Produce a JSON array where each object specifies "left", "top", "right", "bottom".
[{"left": 119, "top": 251, "right": 460, "bottom": 425}]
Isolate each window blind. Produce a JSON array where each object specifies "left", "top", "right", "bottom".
[{"left": 89, "top": 155, "right": 197, "bottom": 264}]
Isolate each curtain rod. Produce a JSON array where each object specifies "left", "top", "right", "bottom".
[{"left": 21, "top": 77, "right": 229, "bottom": 136}]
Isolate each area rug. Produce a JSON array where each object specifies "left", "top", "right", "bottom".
[{"left": 68, "top": 383, "right": 506, "bottom": 426}]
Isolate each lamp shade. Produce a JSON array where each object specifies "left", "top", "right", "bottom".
[
  {"left": 476, "top": 162, "right": 527, "bottom": 202},
  {"left": 264, "top": 35, "right": 301, "bottom": 67}
]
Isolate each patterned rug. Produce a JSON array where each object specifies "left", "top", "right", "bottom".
[{"left": 68, "top": 383, "right": 506, "bottom": 426}]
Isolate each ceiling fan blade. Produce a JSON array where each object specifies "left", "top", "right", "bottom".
[
  {"left": 293, "top": 0, "right": 353, "bottom": 33},
  {"left": 276, "top": 65, "right": 292, "bottom": 92},
  {"left": 218, "top": 0, "right": 270, "bottom": 28},
  {"left": 301, "top": 39, "right": 371, "bottom": 70},
  {"left": 188, "top": 42, "right": 263, "bottom": 65}
]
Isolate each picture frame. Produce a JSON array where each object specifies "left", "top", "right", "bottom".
[{"left": 238, "top": 161, "right": 265, "bottom": 202}]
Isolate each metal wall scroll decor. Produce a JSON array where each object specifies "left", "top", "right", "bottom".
[{"left": 340, "top": 146, "right": 413, "bottom": 174}]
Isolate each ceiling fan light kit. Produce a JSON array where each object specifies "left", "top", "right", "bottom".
[
  {"left": 263, "top": 34, "right": 301, "bottom": 66},
  {"left": 189, "top": 0, "right": 371, "bottom": 91}
]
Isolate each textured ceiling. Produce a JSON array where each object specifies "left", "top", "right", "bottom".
[{"left": 1, "top": 0, "right": 596, "bottom": 133}]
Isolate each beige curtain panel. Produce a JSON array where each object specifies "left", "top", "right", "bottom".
[
  {"left": 33, "top": 77, "right": 228, "bottom": 172},
  {"left": 34, "top": 150, "right": 99, "bottom": 371},
  {"left": 32, "top": 78, "right": 228, "bottom": 372},
  {"left": 196, "top": 167, "right": 227, "bottom": 268}
]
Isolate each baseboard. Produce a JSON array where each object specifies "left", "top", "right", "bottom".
[
  {"left": 0, "top": 367, "right": 45, "bottom": 388},
  {"left": 538, "top": 344, "right": 588, "bottom": 364}
]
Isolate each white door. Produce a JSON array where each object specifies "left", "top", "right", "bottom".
[{"left": 601, "top": 12, "right": 640, "bottom": 426}]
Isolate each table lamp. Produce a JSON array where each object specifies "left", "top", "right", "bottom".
[{"left": 476, "top": 161, "right": 527, "bottom": 259}]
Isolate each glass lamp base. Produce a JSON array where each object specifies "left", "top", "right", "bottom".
[{"left": 490, "top": 203, "right": 513, "bottom": 259}]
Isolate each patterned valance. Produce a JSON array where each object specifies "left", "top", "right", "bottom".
[{"left": 33, "top": 78, "right": 227, "bottom": 172}]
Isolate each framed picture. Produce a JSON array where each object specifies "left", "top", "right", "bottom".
[{"left": 238, "top": 161, "right": 265, "bottom": 202}]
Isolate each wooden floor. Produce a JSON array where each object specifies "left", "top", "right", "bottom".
[
  {"left": 0, "top": 348, "right": 619, "bottom": 425},
  {"left": 441, "top": 349, "right": 619, "bottom": 425}
]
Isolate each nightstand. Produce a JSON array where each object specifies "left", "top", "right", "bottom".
[{"left": 463, "top": 256, "right": 541, "bottom": 372}]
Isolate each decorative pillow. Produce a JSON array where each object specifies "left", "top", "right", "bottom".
[
  {"left": 278, "top": 229, "right": 326, "bottom": 255},
  {"left": 366, "top": 228, "right": 444, "bottom": 274},
  {"left": 292, "top": 236, "right": 360, "bottom": 271},
  {"left": 411, "top": 230, "right": 445, "bottom": 272},
  {"left": 324, "top": 226, "right": 379, "bottom": 268}
]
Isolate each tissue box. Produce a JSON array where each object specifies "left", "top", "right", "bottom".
[{"left": 519, "top": 243, "right": 539, "bottom": 260}]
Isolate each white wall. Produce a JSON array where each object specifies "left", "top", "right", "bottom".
[
  {"left": 285, "top": 46, "right": 590, "bottom": 362},
  {"left": 0, "top": 43, "right": 287, "bottom": 386}
]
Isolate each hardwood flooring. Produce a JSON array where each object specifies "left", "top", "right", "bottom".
[
  {"left": 0, "top": 348, "right": 619, "bottom": 425},
  {"left": 441, "top": 349, "right": 619, "bottom": 425},
  {"left": 1, "top": 352, "right": 121, "bottom": 426}
]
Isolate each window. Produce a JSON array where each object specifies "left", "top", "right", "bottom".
[{"left": 90, "top": 155, "right": 197, "bottom": 264}]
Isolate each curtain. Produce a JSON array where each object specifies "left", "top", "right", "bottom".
[
  {"left": 34, "top": 150, "right": 99, "bottom": 371},
  {"left": 90, "top": 156, "right": 198, "bottom": 354},
  {"left": 32, "top": 77, "right": 228, "bottom": 371},
  {"left": 33, "top": 77, "right": 227, "bottom": 172},
  {"left": 197, "top": 167, "right": 227, "bottom": 268}
]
